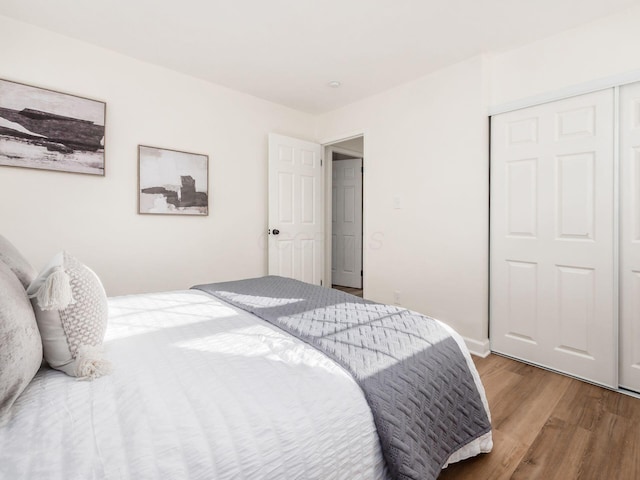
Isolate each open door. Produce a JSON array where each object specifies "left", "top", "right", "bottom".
[
  {"left": 268, "top": 133, "right": 323, "bottom": 285},
  {"left": 332, "top": 157, "right": 363, "bottom": 288}
]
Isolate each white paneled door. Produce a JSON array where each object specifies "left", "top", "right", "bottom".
[
  {"left": 268, "top": 134, "right": 323, "bottom": 285},
  {"left": 332, "top": 158, "right": 363, "bottom": 288},
  {"left": 491, "top": 89, "right": 616, "bottom": 388},
  {"left": 620, "top": 82, "right": 640, "bottom": 392}
]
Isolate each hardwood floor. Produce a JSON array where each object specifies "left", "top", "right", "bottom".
[
  {"left": 331, "top": 285, "right": 363, "bottom": 297},
  {"left": 440, "top": 354, "right": 640, "bottom": 480}
]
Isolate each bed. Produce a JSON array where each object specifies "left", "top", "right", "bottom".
[{"left": 0, "top": 242, "right": 492, "bottom": 480}]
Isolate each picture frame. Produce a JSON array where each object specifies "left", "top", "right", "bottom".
[
  {"left": 0, "top": 78, "right": 106, "bottom": 175},
  {"left": 138, "top": 145, "right": 209, "bottom": 216}
]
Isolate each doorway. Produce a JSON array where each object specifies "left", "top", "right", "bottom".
[{"left": 324, "top": 136, "right": 364, "bottom": 293}]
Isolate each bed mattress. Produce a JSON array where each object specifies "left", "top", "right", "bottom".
[{"left": 0, "top": 290, "right": 390, "bottom": 479}]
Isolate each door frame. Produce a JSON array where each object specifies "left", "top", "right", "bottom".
[
  {"left": 328, "top": 150, "right": 363, "bottom": 289},
  {"left": 321, "top": 133, "right": 366, "bottom": 291}
]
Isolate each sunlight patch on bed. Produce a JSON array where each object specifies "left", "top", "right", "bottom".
[
  {"left": 276, "top": 302, "right": 453, "bottom": 378},
  {"left": 173, "top": 325, "right": 354, "bottom": 375},
  {"left": 105, "top": 291, "right": 241, "bottom": 341}
]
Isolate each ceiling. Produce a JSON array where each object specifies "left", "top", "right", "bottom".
[{"left": 1, "top": 0, "right": 638, "bottom": 113}]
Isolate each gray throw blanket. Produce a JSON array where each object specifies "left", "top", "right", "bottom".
[{"left": 193, "top": 276, "right": 491, "bottom": 480}]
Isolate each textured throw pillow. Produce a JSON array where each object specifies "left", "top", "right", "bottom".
[
  {"left": 0, "top": 234, "right": 38, "bottom": 289},
  {"left": 0, "top": 261, "right": 43, "bottom": 425},
  {"left": 26, "top": 251, "right": 111, "bottom": 380}
]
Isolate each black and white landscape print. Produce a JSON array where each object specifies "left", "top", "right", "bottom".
[
  {"left": 139, "top": 145, "right": 209, "bottom": 216},
  {"left": 0, "top": 79, "right": 105, "bottom": 175}
]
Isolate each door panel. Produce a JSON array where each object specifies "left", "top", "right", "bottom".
[
  {"left": 491, "top": 89, "right": 616, "bottom": 388},
  {"left": 268, "top": 134, "right": 323, "bottom": 285},
  {"left": 620, "top": 82, "right": 640, "bottom": 392},
  {"left": 555, "top": 265, "right": 594, "bottom": 357},
  {"left": 556, "top": 152, "right": 595, "bottom": 239},
  {"left": 506, "top": 159, "right": 537, "bottom": 237},
  {"left": 506, "top": 260, "right": 538, "bottom": 343}
]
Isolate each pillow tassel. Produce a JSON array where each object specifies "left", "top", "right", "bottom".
[
  {"left": 75, "top": 345, "right": 112, "bottom": 380},
  {"left": 35, "top": 266, "right": 75, "bottom": 311}
]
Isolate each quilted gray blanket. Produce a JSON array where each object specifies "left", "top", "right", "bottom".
[{"left": 193, "top": 276, "right": 491, "bottom": 480}]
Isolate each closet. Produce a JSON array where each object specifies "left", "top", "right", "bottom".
[{"left": 490, "top": 84, "right": 640, "bottom": 393}]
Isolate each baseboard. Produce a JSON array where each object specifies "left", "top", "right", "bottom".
[{"left": 463, "top": 337, "right": 491, "bottom": 358}]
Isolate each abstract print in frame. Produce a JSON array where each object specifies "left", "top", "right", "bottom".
[
  {"left": 138, "top": 145, "right": 209, "bottom": 216},
  {"left": 0, "top": 79, "right": 105, "bottom": 175}
]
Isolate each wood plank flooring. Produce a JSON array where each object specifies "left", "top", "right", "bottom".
[
  {"left": 331, "top": 285, "right": 363, "bottom": 297},
  {"left": 439, "top": 354, "right": 640, "bottom": 480}
]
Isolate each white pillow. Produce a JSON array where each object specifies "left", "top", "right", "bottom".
[{"left": 27, "top": 252, "right": 111, "bottom": 379}]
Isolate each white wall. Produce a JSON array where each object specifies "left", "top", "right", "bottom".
[
  {"left": 0, "top": 15, "right": 316, "bottom": 296},
  {"left": 491, "top": 5, "right": 640, "bottom": 106},
  {"left": 317, "top": 56, "right": 491, "bottom": 350},
  {"left": 331, "top": 137, "right": 363, "bottom": 154}
]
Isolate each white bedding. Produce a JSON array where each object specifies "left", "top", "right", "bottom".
[
  {"left": 0, "top": 289, "right": 491, "bottom": 479},
  {"left": 1, "top": 290, "right": 389, "bottom": 480}
]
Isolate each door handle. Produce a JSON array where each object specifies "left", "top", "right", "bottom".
[{"left": 272, "top": 229, "right": 280, "bottom": 235}]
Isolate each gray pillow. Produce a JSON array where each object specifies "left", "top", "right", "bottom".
[
  {"left": 0, "top": 261, "right": 43, "bottom": 425},
  {"left": 0, "top": 235, "right": 37, "bottom": 289}
]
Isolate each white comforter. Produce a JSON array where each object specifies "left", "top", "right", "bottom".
[
  {"left": 0, "top": 290, "right": 491, "bottom": 479},
  {"left": 1, "top": 290, "right": 389, "bottom": 480}
]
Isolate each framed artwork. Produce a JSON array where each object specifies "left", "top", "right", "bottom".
[
  {"left": 138, "top": 145, "right": 209, "bottom": 216},
  {"left": 0, "top": 78, "right": 106, "bottom": 175}
]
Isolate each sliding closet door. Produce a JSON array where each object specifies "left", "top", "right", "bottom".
[
  {"left": 620, "top": 83, "right": 640, "bottom": 393},
  {"left": 491, "top": 89, "right": 617, "bottom": 388}
]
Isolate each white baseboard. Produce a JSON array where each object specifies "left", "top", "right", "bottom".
[{"left": 463, "top": 337, "right": 491, "bottom": 358}]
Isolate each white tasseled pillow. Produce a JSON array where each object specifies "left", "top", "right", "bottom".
[{"left": 26, "top": 251, "right": 111, "bottom": 380}]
